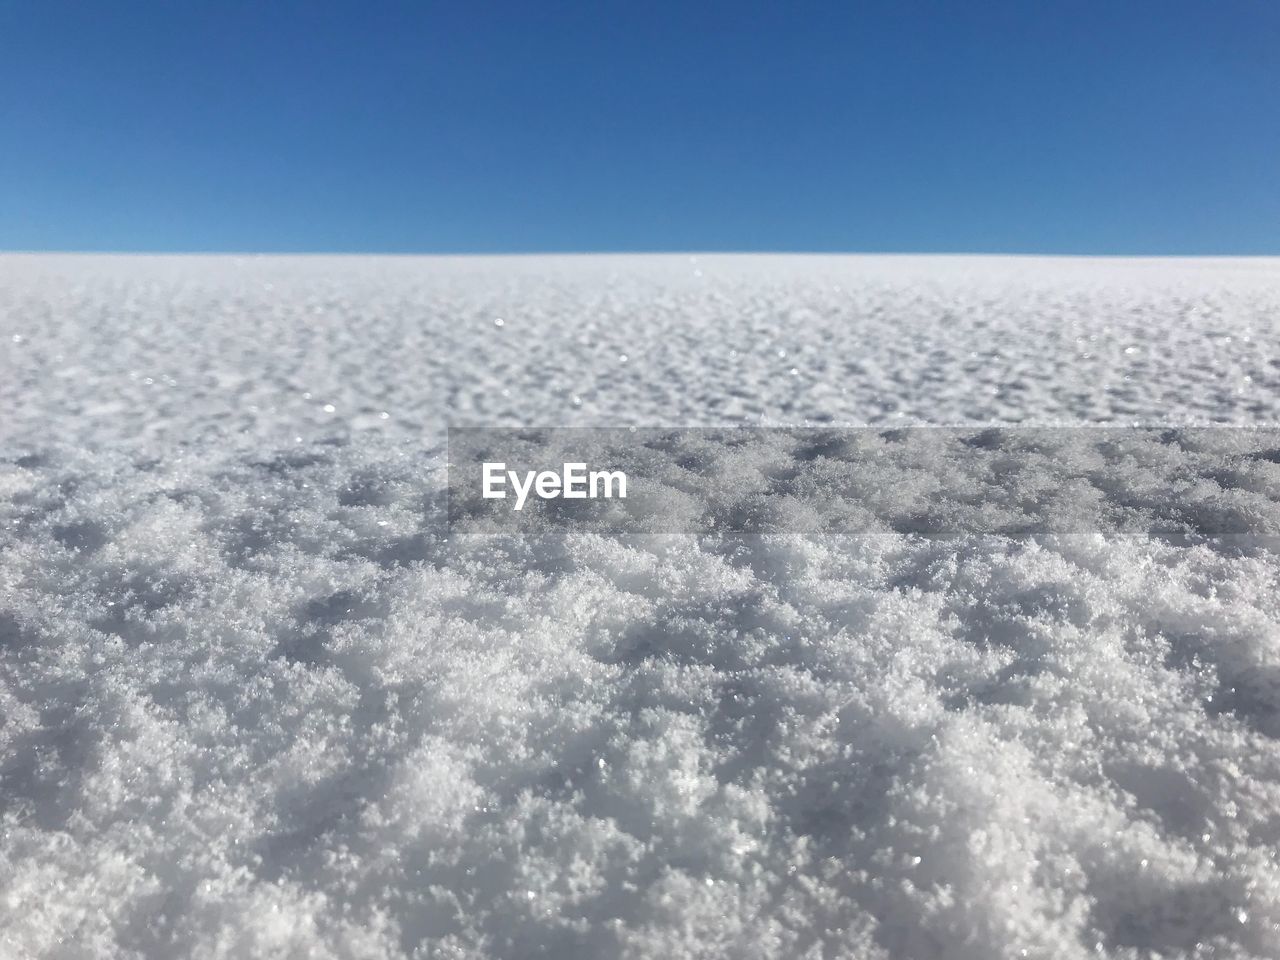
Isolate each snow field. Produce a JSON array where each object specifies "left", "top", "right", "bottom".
[{"left": 3, "top": 255, "right": 1280, "bottom": 957}]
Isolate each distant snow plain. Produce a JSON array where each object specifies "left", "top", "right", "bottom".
[{"left": 3, "top": 254, "right": 1280, "bottom": 959}]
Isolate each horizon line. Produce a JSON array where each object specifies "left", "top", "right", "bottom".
[{"left": 2, "top": 249, "right": 1279, "bottom": 259}]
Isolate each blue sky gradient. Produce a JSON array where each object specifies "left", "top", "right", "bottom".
[{"left": 2, "top": 1, "right": 1277, "bottom": 253}]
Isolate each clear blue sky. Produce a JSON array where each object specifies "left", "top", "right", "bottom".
[{"left": 2, "top": 1, "right": 1277, "bottom": 254}]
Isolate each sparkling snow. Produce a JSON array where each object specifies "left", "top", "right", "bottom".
[{"left": 3, "top": 254, "right": 1280, "bottom": 958}]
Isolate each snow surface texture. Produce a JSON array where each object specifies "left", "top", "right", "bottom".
[{"left": 3, "top": 254, "right": 1280, "bottom": 959}]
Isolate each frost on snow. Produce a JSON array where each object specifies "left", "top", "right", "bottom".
[{"left": 3, "top": 255, "right": 1280, "bottom": 958}]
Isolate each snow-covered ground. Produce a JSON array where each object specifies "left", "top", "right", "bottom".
[{"left": 3, "top": 254, "right": 1280, "bottom": 958}]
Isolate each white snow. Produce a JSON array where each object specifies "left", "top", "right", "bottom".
[{"left": 3, "top": 254, "right": 1280, "bottom": 958}]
